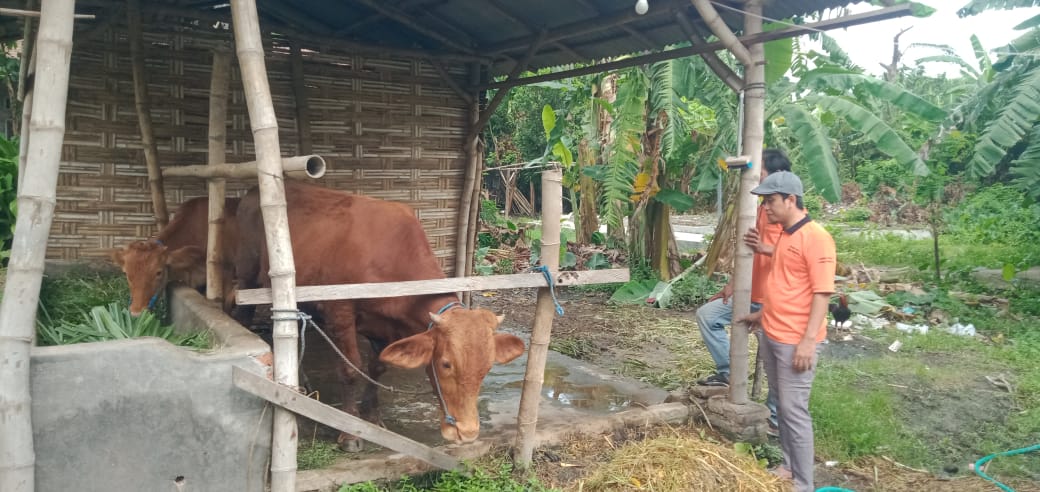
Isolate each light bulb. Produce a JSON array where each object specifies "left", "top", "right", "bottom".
[{"left": 635, "top": 0, "right": 648, "bottom": 15}]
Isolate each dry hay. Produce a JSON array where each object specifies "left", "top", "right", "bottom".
[{"left": 578, "top": 434, "right": 787, "bottom": 492}]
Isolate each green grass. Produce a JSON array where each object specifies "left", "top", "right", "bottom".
[
  {"left": 298, "top": 439, "right": 342, "bottom": 470},
  {"left": 338, "top": 459, "right": 556, "bottom": 491},
  {"left": 831, "top": 230, "right": 1033, "bottom": 274}
]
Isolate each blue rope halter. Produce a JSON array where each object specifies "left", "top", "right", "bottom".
[{"left": 428, "top": 300, "right": 464, "bottom": 427}]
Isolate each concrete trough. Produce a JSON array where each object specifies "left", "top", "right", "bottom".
[{"left": 31, "top": 285, "right": 273, "bottom": 492}]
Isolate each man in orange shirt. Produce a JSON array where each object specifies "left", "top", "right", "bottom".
[
  {"left": 695, "top": 149, "right": 790, "bottom": 433},
  {"left": 740, "top": 171, "right": 835, "bottom": 492}
]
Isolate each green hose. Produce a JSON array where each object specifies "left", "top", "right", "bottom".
[{"left": 973, "top": 443, "right": 1040, "bottom": 492}]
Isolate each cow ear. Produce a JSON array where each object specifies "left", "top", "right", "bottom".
[
  {"left": 493, "top": 333, "right": 525, "bottom": 364},
  {"left": 428, "top": 312, "right": 443, "bottom": 325},
  {"left": 167, "top": 246, "right": 206, "bottom": 270},
  {"left": 380, "top": 331, "right": 435, "bottom": 369},
  {"left": 111, "top": 248, "right": 126, "bottom": 267}
]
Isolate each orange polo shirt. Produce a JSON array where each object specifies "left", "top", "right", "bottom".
[
  {"left": 762, "top": 216, "right": 836, "bottom": 345},
  {"left": 751, "top": 208, "right": 783, "bottom": 304}
]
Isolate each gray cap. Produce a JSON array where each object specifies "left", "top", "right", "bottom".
[{"left": 751, "top": 171, "right": 804, "bottom": 197}]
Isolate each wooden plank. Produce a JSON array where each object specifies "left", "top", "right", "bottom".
[
  {"left": 231, "top": 367, "right": 462, "bottom": 471},
  {"left": 236, "top": 268, "right": 630, "bottom": 305}
]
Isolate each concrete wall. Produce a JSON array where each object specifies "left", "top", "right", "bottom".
[{"left": 31, "top": 287, "right": 273, "bottom": 492}]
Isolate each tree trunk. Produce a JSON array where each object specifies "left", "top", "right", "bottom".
[
  {"left": 0, "top": 1, "right": 75, "bottom": 490},
  {"left": 229, "top": 1, "right": 300, "bottom": 490},
  {"left": 455, "top": 63, "right": 480, "bottom": 279},
  {"left": 575, "top": 138, "right": 600, "bottom": 244}
]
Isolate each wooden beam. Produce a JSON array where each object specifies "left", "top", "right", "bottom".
[
  {"left": 573, "top": 0, "right": 655, "bottom": 50},
  {"left": 143, "top": 4, "right": 491, "bottom": 63},
  {"left": 674, "top": 11, "right": 742, "bottom": 92},
  {"left": 256, "top": 0, "right": 332, "bottom": 36},
  {"left": 485, "top": 0, "right": 585, "bottom": 61},
  {"left": 236, "top": 268, "right": 630, "bottom": 306},
  {"left": 289, "top": 43, "right": 313, "bottom": 155},
  {"left": 351, "top": 0, "right": 476, "bottom": 54},
  {"left": 231, "top": 367, "right": 462, "bottom": 472},
  {"left": 429, "top": 58, "right": 473, "bottom": 105},
  {"left": 480, "top": 4, "right": 915, "bottom": 90},
  {"left": 0, "top": 7, "right": 94, "bottom": 19},
  {"left": 331, "top": 0, "right": 448, "bottom": 36},
  {"left": 127, "top": 0, "right": 169, "bottom": 228},
  {"left": 485, "top": 0, "right": 685, "bottom": 55},
  {"left": 472, "top": 29, "right": 546, "bottom": 136}
]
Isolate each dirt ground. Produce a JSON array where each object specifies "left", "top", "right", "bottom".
[{"left": 470, "top": 287, "right": 1039, "bottom": 492}]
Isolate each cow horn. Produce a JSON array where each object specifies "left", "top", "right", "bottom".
[
  {"left": 428, "top": 312, "right": 442, "bottom": 325},
  {"left": 496, "top": 314, "right": 505, "bottom": 324}
]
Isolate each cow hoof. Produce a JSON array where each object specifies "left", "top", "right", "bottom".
[{"left": 337, "top": 435, "right": 363, "bottom": 453}]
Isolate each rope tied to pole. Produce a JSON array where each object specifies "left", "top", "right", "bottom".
[
  {"left": 269, "top": 308, "right": 423, "bottom": 395},
  {"left": 532, "top": 265, "right": 565, "bottom": 315}
]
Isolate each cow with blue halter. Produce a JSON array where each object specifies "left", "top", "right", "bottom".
[
  {"left": 233, "top": 180, "right": 525, "bottom": 452},
  {"left": 112, "top": 196, "right": 240, "bottom": 316}
]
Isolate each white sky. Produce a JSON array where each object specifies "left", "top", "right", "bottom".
[{"left": 819, "top": 2, "right": 1040, "bottom": 77}]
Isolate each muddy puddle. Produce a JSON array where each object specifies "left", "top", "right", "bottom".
[{"left": 291, "top": 326, "right": 668, "bottom": 446}]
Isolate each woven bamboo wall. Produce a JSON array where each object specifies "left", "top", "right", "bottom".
[{"left": 53, "top": 23, "right": 470, "bottom": 273}]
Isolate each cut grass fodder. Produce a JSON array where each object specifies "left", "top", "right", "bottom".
[{"left": 36, "top": 302, "right": 210, "bottom": 350}]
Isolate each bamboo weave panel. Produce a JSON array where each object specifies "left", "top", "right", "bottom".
[{"left": 51, "top": 23, "right": 470, "bottom": 273}]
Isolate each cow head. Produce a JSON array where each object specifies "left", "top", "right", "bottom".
[
  {"left": 111, "top": 241, "right": 205, "bottom": 316},
  {"left": 379, "top": 309, "right": 524, "bottom": 443}
]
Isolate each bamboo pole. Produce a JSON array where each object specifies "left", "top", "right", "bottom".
[
  {"left": 229, "top": 0, "right": 300, "bottom": 490},
  {"left": 463, "top": 120, "right": 485, "bottom": 280},
  {"left": 0, "top": 1, "right": 75, "bottom": 490},
  {"left": 289, "top": 43, "right": 312, "bottom": 156},
  {"left": 206, "top": 48, "right": 231, "bottom": 303},
  {"left": 161, "top": 155, "right": 326, "bottom": 179},
  {"left": 127, "top": 0, "right": 168, "bottom": 228},
  {"left": 0, "top": 7, "right": 92, "bottom": 18},
  {"left": 674, "top": 11, "right": 742, "bottom": 93},
  {"left": 16, "top": 28, "right": 35, "bottom": 190},
  {"left": 454, "top": 63, "right": 480, "bottom": 279},
  {"left": 514, "top": 168, "right": 562, "bottom": 468},
  {"left": 728, "top": 0, "right": 766, "bottom": 406},
  {"left": 690, "top": 0, "right": 752, "bottom": 66}
]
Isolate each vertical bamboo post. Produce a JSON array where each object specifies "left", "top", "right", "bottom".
[
  {"left": 16, "top": 38, "right": 35, "bottom": 190},
  {"left": 0, "top": 0, "right": 75, "bottom": 490},
  {"left": 514, "top": 168, "right": 562, "bottom": 468},
  {"left": 206, "top": 48, "right": 231, "bottom": 302},
  {"left": 229, "top": 1, "right": 300, "bottom": 490},
  {"left": 729, "top": 0, "right": 765, "bottom": 405},
  {"left": 454, "top": 63, "right": 480, "bottom": 280},
  {"left": 127, "top": 0, "right": 168, "bottom": 227},
  {"left": 289, "top": 42, "right": 312, "bottom": 155},
  {"left": 463, "top": 94, "right": 485, "bottom": 280}
]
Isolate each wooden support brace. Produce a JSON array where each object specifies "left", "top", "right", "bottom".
[
  {"left": 429, "top": 58, "right": 473, "bottom": 105},
  {"left": 232, "top": 367, "right": 462, "bottom": 472},
  {"left": 690, "top": 0, "right": 752, "bottom": 66},
  {"left": 674, "top": 11, "right": 742, "bottom": 93},
  {"left": 472, "top": 29, "right": 547, "bottom": 137},
  {"left": 237, "top": 268, "right": 630, "bottom": 306}
]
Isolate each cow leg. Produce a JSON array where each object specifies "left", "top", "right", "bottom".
[
  {"left": 358, "top": 336, "right": 388, "bottom": 428},
  {"left": 320, "top": 302, "right": 367, "bottom": 453}
]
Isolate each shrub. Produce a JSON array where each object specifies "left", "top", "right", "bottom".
[
  {"left": 838, "top": 206, "right": 872, "bottom": 223},
  {"left": 0, "top": 135, "right": 17, "bottom": 265},
  {"left": 803, "top": 192, "right": 823, "bottom": 218},
  {"left": 944, "top": 185, "right": 1040, "bottom": 246}
]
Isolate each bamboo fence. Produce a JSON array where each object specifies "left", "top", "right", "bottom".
[{"left": 43, "top": 17, "right": 469, "bottom": 274}]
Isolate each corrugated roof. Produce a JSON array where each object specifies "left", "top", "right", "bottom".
[{"left": 0, "top": 0, "right": 867, "bottom": 75}]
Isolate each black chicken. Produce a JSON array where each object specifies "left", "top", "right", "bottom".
[{"left": 829, "top": 293, "right": 852, "bottom": 329}]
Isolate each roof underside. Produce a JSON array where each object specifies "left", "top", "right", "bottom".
[{"left": 2, "top": 0, "right": 865, "bottom": 75}]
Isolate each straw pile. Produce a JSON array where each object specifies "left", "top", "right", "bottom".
[{"left": 579, "top": 435, "right": 788, "bottom": 492}]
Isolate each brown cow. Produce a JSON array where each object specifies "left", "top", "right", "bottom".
[
  {"left": 234, "top": 180, "right": 525, "bottom": 451},
  {"left": 113, "top": 196, "right": 240, "bottom": 316}
]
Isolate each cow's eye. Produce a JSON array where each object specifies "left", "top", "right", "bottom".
[
  {"left": 441, "top": 361, "right": 451, "bottom": 370},
  {"left": 155, "top": 270, "right": 162, "bottom": 278}
]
